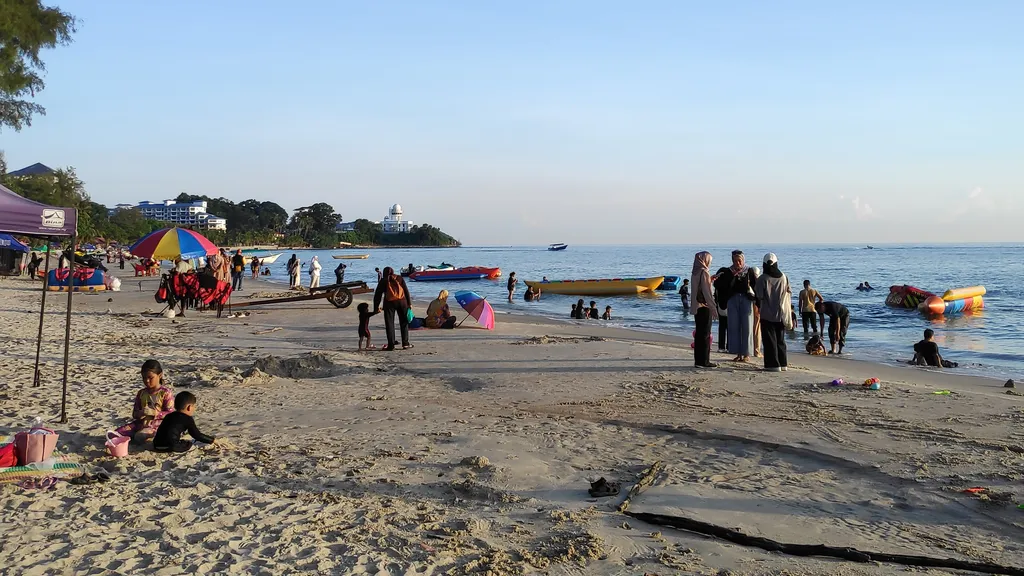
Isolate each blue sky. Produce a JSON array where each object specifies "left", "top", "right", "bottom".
[{"left": 4, "top": 1, "right": 1023, "bottom": 244}]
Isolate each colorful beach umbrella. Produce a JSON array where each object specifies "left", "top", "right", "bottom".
[
  {"left": 129, "top": 227, "right": 219, "bottom": 260},
  {"left": 454, "top": 290, "right": 495, "bottom": 330}
]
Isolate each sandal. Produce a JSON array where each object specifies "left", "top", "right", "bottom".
[
  {"left": 402, "top": 344, "right": 415, "bottom": 350},
  {"left": 69, "top": 472, "right": 111, "bottom": 486},
  {"left": 588, "top": 477, "right": 621, "bottom": 498}
]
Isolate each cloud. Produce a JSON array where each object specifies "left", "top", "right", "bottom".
[
  {"left": 968, "top": 187, "right": 983, "bottom": 199},
  {"left": 851, "top": 196, "right": 873, "bottom": 219}
]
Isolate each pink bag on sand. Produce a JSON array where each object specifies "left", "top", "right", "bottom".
[{"left": 14, "top": 428, "right": 59, "bottom": 465}]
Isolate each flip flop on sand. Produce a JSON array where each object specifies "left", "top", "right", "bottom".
[
  {"left": 69, "top": 472, "right": 111, "bottom": 486},
  {"left": 588, "top": 477, "right": 621, "bottom": 498}
]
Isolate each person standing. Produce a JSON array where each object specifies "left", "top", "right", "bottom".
[
  {"left": 507, "top": 272, "right": 518, "bottom": 302},
  {"left": 250, "top": 256, "right": 260, "bottom": 280},
  {"left": 798, "top": 280, "right": 824, "bottom": 336},
  {"left": 231, "top": 250, "right": 245, "bottom": 291},
  {"left": 375, "top": 267, "right": 383, "bottom": 282},
  {"left": 308, "top": 256, "right": 322, "bottom": 289},
  {"left": 287, "top": 254, "right": 300, "bottom": 288},
  {"left": 816, "top": 300, "right": 850, "bottom": 355},
  {"left": 754, "top": 253, "right": 792, "bottom": 372},
  {"left": 679, "top": 279, "right": 690, "bottom": 315},
  {"left": 691, "top": 251, "right": 718, "bottom": 368},
  {"left": 713, "top": 267, "right": 730, "bottom": 352},
  {"left": 374, "top": 266, "right": 413, "bottom": 351},
  {"left": 751, "top": 266, "right": 762, "bottom": 358},
  {"left": 334, "top": 262, "right": 347, "bottom": 284},
  {"left": 724, "top": 250, "right": 757, "bottom": 362},
  {"left": 118, "top": 252, "right": 125, "bottom": 270}
]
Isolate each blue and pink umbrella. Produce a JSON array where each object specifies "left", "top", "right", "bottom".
[{"left": 454, "top": 290, "right": 495, "bottom": 330}]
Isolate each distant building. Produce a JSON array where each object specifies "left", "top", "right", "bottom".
[
  {"left": 112, "top": 199, "right": 228, "bottom": 230},
  {"left": 336, "top": 203, "right": 414, "bottom": 234},
  {"left": 4, "top": 163, "right": 55, "bottom": 178}
]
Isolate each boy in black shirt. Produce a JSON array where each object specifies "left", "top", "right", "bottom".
[
  {"left": 588, "top": 301, "right": 599, "bottom": 319},
  {"left": 154, "top": 391, "right": 216, "bottom": 453},
  {"left": 912, "top": 329, "right": 958, "bottom": 368}
]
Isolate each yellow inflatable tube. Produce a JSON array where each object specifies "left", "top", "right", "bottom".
[{"left": 941, "top": 286, "right": 985, "bottom": 301}]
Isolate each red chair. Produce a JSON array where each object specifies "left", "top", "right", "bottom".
[{"left": 133, "top": 264, "right": 148, "bottom": 277}]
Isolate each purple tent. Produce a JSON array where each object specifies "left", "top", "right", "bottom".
[{"left": 0, "top": 182, "right": 79, "bottom": 423}]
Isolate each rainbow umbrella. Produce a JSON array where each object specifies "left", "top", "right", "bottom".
[
  {"left": 454, "top": 290, "right": 495, "bottom": 330},
  {"left": 129, "top": 227, "right": 219, "bottom": 260}
]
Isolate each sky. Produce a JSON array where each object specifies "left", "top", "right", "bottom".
[{"left": 3, "top": 0, "right": 1024, "bottom": 245}]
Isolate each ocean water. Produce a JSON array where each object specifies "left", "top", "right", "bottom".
[{"left": 257, "top": 245, "right": 1024, "bottom": 380}]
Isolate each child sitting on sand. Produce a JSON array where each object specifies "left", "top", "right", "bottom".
[
  {"left": 805, "top": 334, "right": 828, "bottom": 356},
  {"left": 357, "top": 302, "right": 379, "bottom": 351},
  {"left": 113, "top": 360, "right": 175, "bottom": 442},
  {"left": 911, "top": 329, "right": 958, "bottom": 368},
  {"left": 153, "top": 391, "right": 216, "bottom": 453}
]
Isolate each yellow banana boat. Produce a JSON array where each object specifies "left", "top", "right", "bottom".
[{"left": 524, "top": 277, "right": 664, "bottom": 296}]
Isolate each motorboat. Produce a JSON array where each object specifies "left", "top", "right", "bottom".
[
  {"left": 657, "top": 276, "right": 682, "bottom": 291},
  {"left": 548, "top": 243, "right": 568, "bottom": 251},
  {"left": 409, "top": 267, "right": 502, "bottom": 281},
  {"left": 251, "top": 253, "right": 282, "bottom": 264},
  {"left": 524, "top": 277, "right": 664, "bottom": 296}
]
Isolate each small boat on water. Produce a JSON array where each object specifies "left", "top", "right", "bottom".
[
  {"left": 524, "top": 277, "right": 664, "bottom": 296},
  {"left": 409, "top": 267, "right": 502, "bottom": 281},
  {"left": 251, "top": 253, "right": 282, "bottom": 264},
  {"left": 400, "top": 263, "right": 455, "bottom": 277},
  {"left": 332, "top": 254, "right": 370, "bottom": 259},
  {"left": 657, "top": 276, "right": 682, "bottom": 291},
  {"left": 548, "top": 243, "right": 568, "bottom": 251}
]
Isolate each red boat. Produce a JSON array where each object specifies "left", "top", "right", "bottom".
[
  {"left": 408, "top": 267, "right": 502, "bottom": 282},
  {"left": 886, "top": 285, "right": 934, "bottom": 309}
]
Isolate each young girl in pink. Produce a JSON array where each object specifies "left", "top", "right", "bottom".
[{"left": 113, "top": 360, "right": 174, "bottom": 441}]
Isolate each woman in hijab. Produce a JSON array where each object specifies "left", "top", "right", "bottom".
[
  {"left": 373, "top": 266, "right": 413, "bottom": 350},
  {"left": 425, "top": 290, "right": 458, "bottom": 329},
  {"left": 724, "top": 250, "right": 758, "bottom": 362},
  {"left": 691, "top": 252, "right": 718, "bottom": 368},
  {"left": 308, "top": 256, "right": 322, "bottom": 289},
  {"left": 754, "top": 253, "right": 792, "bottom": 372},
  {"left": 287, "top": 254, "right": 300, "bottom": 288},
  {"left": 751, "top": 266, "right": 762, "bottom": 358},
  {"left": 574, "top": 299, "right": 585, "bottom": 320},
  {"left": 713, "top": 267, "right": 730, "bottom": 353}
]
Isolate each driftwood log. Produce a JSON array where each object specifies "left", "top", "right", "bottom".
[
  {"left": 624, "top": 511, "right": 1024, "bottom": 576},
  {"left": 617, "top": 461, "right": 663, "bottom": 513}
]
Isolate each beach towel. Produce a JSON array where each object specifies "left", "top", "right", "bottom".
[{"left": 0, "top": 436, "right": 85, "bottom": 484}]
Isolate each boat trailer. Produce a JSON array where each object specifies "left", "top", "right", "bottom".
[{"left": 218, "top": 281, "right": 371, "bottom": 317}]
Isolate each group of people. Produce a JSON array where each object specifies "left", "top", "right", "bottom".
[
  {"left": 570, "top": 299, "right": 612, "bottom": 320},
  {"left": 285, "top": 254, "right": 332, "bottom": 290},
  {"left": 690, "top": 250, "right": 855, "bottom": 371}
]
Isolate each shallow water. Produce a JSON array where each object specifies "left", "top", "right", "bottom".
[{"left": 256, "top": 244, "right": 1024, "bottom": 380}]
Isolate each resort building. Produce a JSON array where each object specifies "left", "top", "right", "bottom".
[
  {"left": 336, "top": 203, "right": 414, "bottom": 234},
  {"left": 113, "top": 200, "right": 228, "bottom": 230}
]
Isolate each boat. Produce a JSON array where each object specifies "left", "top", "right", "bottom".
[
  {"left": 251, "top": 253, "right": 282, "bottom": 264},
  {"left": 885, "top": 285, "right": 934, "bottom": 309},
  {"left": 657, "top": 276, "right": 682, "bottom": 291},
  {"left": 866, "top": 246, "right": 874, "bottom": 249},
  {"left": 524, "top": 277, "right": 664, "bottom": 296},
  {"left": 548, "top": 243, "right": 568, "bottom": 251},
  {"left": 332, "top": 254, "right": 370, "bottom": 259},
  {"left": 409, "top": 267, "right": 502, "bottom": 281}
]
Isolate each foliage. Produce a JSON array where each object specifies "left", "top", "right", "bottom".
[
  {"left": 174, "top": 193, "right": 287, "bottom": 245},
  {"left": 338, "top": 220, "right": 460, "bottom": 247},
  {"left": 288, "top": 202, "right": 342, "bottom": 247},
  {"left": 0, "top": 0, "right": 77, "bottom": 131}
]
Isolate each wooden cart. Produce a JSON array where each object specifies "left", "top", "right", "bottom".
[{"left": 219, "top": 281, "right": 372, "bottom": 316}]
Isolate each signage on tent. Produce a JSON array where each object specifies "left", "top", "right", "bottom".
[{"left": 41, "top": 209, "right": 66, "bottom": 228}]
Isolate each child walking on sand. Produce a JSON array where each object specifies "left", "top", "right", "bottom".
[
  {"left": 357, "top": 302, "right": 379, "bottom": 350},
  {"left": 113, "top": 360, "right": 175, "bottom": 442},
  {"left": 153, "top": 391, "right": 216, "bottom": 453}
]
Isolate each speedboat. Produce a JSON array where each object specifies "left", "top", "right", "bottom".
[
  {"left": 524, "top": 277, "right": 664, "bottom": 296},
  {"left": 548, "top": 243, "right": 568, "bottom": 251},
  {"left": 657, "top": 276, "right": 682, "bottom": 291},
  {"left": 252, "top": 253, "right": 282, "bottom": 264},
  {"left": 409, "top": 267, "right": 502, "bottom": 281}
]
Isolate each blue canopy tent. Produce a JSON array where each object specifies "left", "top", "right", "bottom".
[
  {"left": 0, "top": 233, "right": 30, "bottom": 276},
  {"left": 0, "top": 182, "right": 79, "bottom": 423}
]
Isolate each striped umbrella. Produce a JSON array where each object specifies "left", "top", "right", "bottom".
[{"left": 129, "top": 227, "right": 219, "bottom": 260}]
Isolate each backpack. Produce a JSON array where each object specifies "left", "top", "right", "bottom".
[{"left": 385, "top": 275, "right": 405, "bottom": 302}]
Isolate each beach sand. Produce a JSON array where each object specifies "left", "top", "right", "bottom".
[{"left": 1, "top": 272, "right": 1022, "bottom": 575}]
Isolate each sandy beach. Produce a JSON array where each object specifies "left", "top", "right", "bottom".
[{"left": 1, "top": 271, "right": 1023, "bottom": 576}]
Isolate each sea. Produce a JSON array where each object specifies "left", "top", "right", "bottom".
[{"left": 254, "top": 244, "right": 1024, "bottom": 380}]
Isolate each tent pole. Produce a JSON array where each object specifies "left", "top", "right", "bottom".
[
  {"left": 32, "top": 237, "right": 53, "bottom": 388},
  {"left": 60, "top": 234, "right": 77, "bottom": 424}
]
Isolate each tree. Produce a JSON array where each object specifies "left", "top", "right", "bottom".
[
  {"left": 288, "top": 202, "right": 342, "bottom": 246},
  {"left": 0, "top": 0, "right": 78, "bottom": 131}
]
